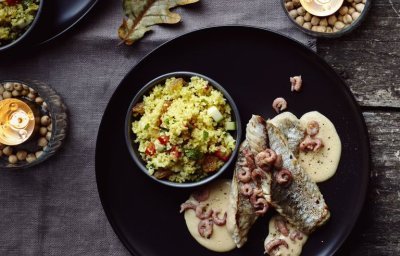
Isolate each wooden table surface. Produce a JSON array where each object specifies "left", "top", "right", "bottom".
[{"left": 318, "top": 0, "right": 400, "bottom": 254}]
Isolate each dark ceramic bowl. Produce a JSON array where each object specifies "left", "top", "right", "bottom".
[
  {"left": 0, "top": 0, "right": 44, "bottom": 53},
  {"left": 125, "top": 71, "right": 242, "bottom": 188}
]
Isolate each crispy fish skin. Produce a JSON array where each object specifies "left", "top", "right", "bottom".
[
  {"left": 246, "top": 115, "right": 268, "bottom": 155},
  {"left": 267, "top": 122, "right": 330, "bottom": 234},
  {"left": 228, "top": 115, "right": 272, "bottom": 248},
  {"left": 270, "top": 112, "right": 305, "bottom": 158},
  {"left": 246, "top": 115, "right": 272, "bottom": 203},
  {"left": 227, "top": 142, "right": 258, "bottom": 248}
]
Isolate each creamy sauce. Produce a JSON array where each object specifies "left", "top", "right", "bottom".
[
  {"left": 184, "top": 179, "right": 236, "bottom": 252},
  {"left": 270, "top": 112, "right": 299, "bottom": 126},
  {"left": 299, "top": 111, "right": 342, "bottom": 183},
  {"left": 265, "top": 215, "right": 308, "bottom": 256}
]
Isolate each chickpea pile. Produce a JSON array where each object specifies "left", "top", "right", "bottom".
[
  {"left": 284, "top": 0, "right": 367, "bottom": 33},
  {"left": 0, "top": 82, "right": 53, "bottom": 165}
]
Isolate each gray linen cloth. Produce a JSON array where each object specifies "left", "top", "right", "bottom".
[{"left": 0, "top": 0, "right": 315, "bottom": 255}]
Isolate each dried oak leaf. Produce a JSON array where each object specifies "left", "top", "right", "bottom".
[{"left": 118, "top": 0, "right": 199, "bottom": 45}]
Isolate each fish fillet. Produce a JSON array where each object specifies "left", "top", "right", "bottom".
[
  {"left": 267, "top": 122, "right": 330, "bottom": 234},
  {"left": 227, "top": 115, "right": 271, "bottom": 248},
  {"left": 270, "top": 112, "right": 305, "bottom": 158}
]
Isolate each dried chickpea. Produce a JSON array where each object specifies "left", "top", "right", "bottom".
[
  {"left": 292, "top": 0, "right": 301, "bottom": 7},
  {"left": 343, "top": 14, "right": 353, "bottom": 24},
  {"left": 339, "top": 6, "right": 348, "bottom": 15},
  {"left": 35, "top": 97, "right": 44, "bottom": 105},
  {"left": 11, "top": 90, "right": 20, "bottom": 97},
  {"left": 0, "top": 86, "right": 4, "bottom": 94},
  {"left": 285, "top": 2, "right": 294, "bottom": 11},
  {"left": 13, "top": 83, "right": 22, "bottom": 91},
  {"left": 26, "top": 154, "right": 36, "bottom": 163},
  {"left": 328, "top": 15, "right": 337, "bottom": 26},
  {"left": 41, "top": 115, "right": 51, "bottom": 126},
  {"left": 311, "top": 16, "right": 320, "bottom": 26},
  {"left": 39, "top": 127, "right": 48, "bottom": 136},
  {"left": 297, "top": 7, "right": 306, "bottom": 16},
  {"left": 303, "top": 22, "right": 312, "bottom": 30},
  {"left": 38, "top": 137, "right": 48, "bottom": 147},
  {"left": 319, "top": 18, "right": 328, "bottom": 27},
  {"left": 45, "top": 132, "right": 52, "bottom": 141},
  {"left": 289, "top": 9, "right": 298, "bottom": 19},
  {"left": 338, "top": 15, "right": 344, "bottom": 22},
  {"left": 3, "top": 146, "right": 13, "bottom": 156},
  {"left": 8, "top": 155, "right": 18, "bottom": 164},
  {"left": 4, "top": 82, "right": 13, "bottom": 91},
  {"left": 27, "top": 93, "right": 36, "bottom": 100},
  {"left": 326, "top": 27, "right": 333, "bottom": 33},
  {"left": 316, "top": 26, "right": 327, "bottom": 32},
  {"left": 21, "top": 89, "right": 29, "bottom": 96},
  {"left": 296, "top": 16, "right": 305, "bottom": 26},
  {"left": 334, "top": 21, "right": 345, "bottom": 30},
  {"left": 304, "top": 12, "right": 312, "bottom": 22},
  {"left": 351, "top": 11, "right": 360, "bottom": 20},
  {"left": 3, "top": 91, "right": 12, "bottom": 99},
  {"left": 355, "top": 3, "right": 364, "bottom": 12},
  {"left": 16, "top": 151, "right": 28, "bottom": 161},
  {"left": 311, "top": 26, "right": 318, "bottom": 32}
]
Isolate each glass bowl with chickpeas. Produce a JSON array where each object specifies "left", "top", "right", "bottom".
[
  {"left": 0, "top": 80, "right": 68, "bottom": 170},
  {"left": 282, "top": 0, "right": 371, "bottom": 37}
]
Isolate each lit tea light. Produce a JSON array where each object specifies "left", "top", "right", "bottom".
[
  {"left": 300, "top": 0, "right": 344, "bottom": 16},
  {"left": 0, "top": 98, "right": 36, "bottom": 146}
]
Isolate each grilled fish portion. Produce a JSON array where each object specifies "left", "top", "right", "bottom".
[
  {"left": 227, "top": 142, "right": 258, "bottom": 248},
  {"left": 228, "top": 115, "right": 272, "bottom": 248},
  {"left": 270, "top": 112, "right": 305, "bottom": 158},
  {"left": 267, "top": 122, "right": 330, "bottom": 234},
  {"left": 246, "top": 115, "right": 268, "bottom": 155}
]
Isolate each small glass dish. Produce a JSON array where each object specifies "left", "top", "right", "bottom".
[
  {"left": 0, "top": 80, "right": 68, "bottom": 170},
  {"left": 125, "top": 71, "right": 242, "bottom": 188},
  {"left": 281, "top": 0, "right": 371, "bottom": 38}
]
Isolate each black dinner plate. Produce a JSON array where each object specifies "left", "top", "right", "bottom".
[
  {"left": 32, "top": 0, "right": 98, "bottom": 45},
  {"left": 96, "top": 26, "right": 370, "bottom": 256}
]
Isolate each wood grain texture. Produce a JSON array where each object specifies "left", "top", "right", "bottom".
[
  {"left": 318, "top": 0, "right": 400, "bottom": 108},
  {"left": 336, "top": 112, "right": 400, "bottom": 255},
  {"left": 317, "top": 0, "right": 400, "bottom": 253}
]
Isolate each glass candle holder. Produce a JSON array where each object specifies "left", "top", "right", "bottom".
[{"left": 0, "top": 80, "right": 68, "bottom": 170}]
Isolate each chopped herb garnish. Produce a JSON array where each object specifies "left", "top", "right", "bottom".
[
  {"left": 144, "top": 124, "right": 149, "bottom": 130},
  {"left": 203, "top": 131, "right": 209, "bottom": 140},
  {"left": 184, "top": 148, "right": 202, "bottom": 160}
]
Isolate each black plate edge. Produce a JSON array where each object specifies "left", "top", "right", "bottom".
[
  {"left": 38, "top": 0, "right": 99, "bottom": 46},
  {"left": 95, "top": 25, "right": 371, "bottom": 256}
]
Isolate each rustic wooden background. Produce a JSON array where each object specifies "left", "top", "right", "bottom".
[{"left": 319, "top": 0, "right": 400, "bottom": 254}]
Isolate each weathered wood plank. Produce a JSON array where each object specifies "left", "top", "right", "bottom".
[
  {"left": 339, "top": 111, "right": 400, "bottom": 255},
  {"left": 318, "top": 0, "right": 400, "bottom": 108}
]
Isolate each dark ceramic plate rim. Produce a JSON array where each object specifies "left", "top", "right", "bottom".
[
  {"left": 38, "top": 0, "right": 98, "bottom": 46},
  {"left": 95, "top": 25, "right": 370, "bottom": 256},
  {"left": 124, "top": 71, "right": 242, "bottom": 188}
]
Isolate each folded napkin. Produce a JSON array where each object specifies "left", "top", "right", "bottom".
[{"left": 0, "top": 0, "right": 315, "bottom": 255}]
